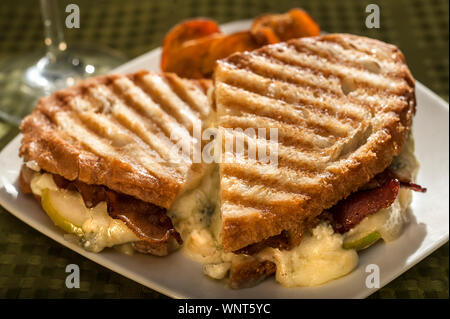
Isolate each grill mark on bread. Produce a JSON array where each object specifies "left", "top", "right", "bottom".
[
  {"left": 100, "top": 94, "right": 189, "bottom": 165},
  {"left": 296, "top": 40, "right": 388, "bottom": 74},
  {"left": 278, "top": 44, "right": 407, "bottom": 94},
  {"left": 249, "top": 51, "right": 410, "bottom": 111},
  {"left": 72, "top": 101, "right": 185, "bottom": 180},
  {"left": 219, "top": 114, "right": 335, "bottom": 151},
  {"left": 111, "top": 76, "right": 194, "bottom": 147},
  {"left": 136, "top": 73, "right": 201, "bottom": 131},
  {"left": 321, "top": 36, "right": 404, "bottom": 64},
  {"left": 347, "top": 87, "right": 411, "bottom": 115},
  {"left": 303, "top": 39, "right": 405, "bottom": 77},
  {"left": 67, "top": 85, "right": 188, "bottom": 179},
  {"left": 220, "top": 127, "right": 330, "bottom": 171},
  {"left": 54, "top": 112, "right": 136, "bottom": 166},
  {"left": 221, "top": 150, "right": 322, "bottom": 177},
  {"left": 88, "top": 85, "right": 192, "bottom": 170},
  {"left": 231, "top": 52, "right": 344, "bottom": 96},
  {"left": 53, "top": 112, "right": 176, "bottom": 182},
  {"left": 164, "top": 73, "right": 210, "bottom": 118},
  {"left": 20, "top": 71, "right": 211, "bottom": 208},
  {"left": 218, "top": 66, "right": 368, "bottom": 123},
  {"left": 215, "top": 34, "right": 416, "bottom": 252},
  {"left": 216, "top": 82, "right": 356, "bottom": 137},
  {"left": 221, "top": 192, "right": 307, "bottom": 217},
  {"left": 221, "top": 164, "right": 324, "bottom": 197}
]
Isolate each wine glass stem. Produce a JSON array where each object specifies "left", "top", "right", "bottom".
[{"left": 40, "top": 0, "right": 67, "bottom": 62}]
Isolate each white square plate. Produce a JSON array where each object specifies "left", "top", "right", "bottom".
[{"left": 0, "top": 20, "right": 448, "bottom": 298}]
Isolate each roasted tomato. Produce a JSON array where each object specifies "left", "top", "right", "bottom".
[
  {"left": 161, "top": 9, "right": 321, "bottom": 78},
  {"left": 161, "top": 19, "right": 221, "bottom": 77},
  {"left": 251, "top": 8, "right": 321, "bottom": 45},
  {"left": 162, "top": 29, "right": 259, "bottom": 78}
]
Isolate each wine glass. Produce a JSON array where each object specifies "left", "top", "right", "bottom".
[{"left": 0, "top": 0, "right": 126, "bottom": 125}]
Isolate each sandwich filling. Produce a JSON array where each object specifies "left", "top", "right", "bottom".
[
  {"left": 20, "top": 165, "right": 182, "bottom": 255},
  {"left": 168, "top": 134, "right": 420, "bottom": 288},
  {"left": 30, "top": 173, "right": 139, "bottom": 253},
  {"left": 18, "top": 70, "right": 214, "bottom": 257}
]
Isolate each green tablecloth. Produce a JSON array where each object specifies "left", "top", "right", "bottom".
[{"left": 0, "top": 0, "right": 448, "bottom": 298}]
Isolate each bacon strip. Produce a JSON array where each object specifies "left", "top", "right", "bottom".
[
  {"left": 399, "top": 181, "right": 427, "bottom": 193},
  {"left": 333, "top": 167, "right": 427, "bottom": 233},
  {"left": 53, "top": 174, "right": 106, "bottom": 208},
  {"left": 234, "top": 230, "right": 291, "bottom": 255},
  {"left": 229, "top": 259, "right": 276, "bottom": 289},
  {"left": 105, "top": 190, "right": 182, "bottom": 245},
  {"left": 331, "top": 179, "right": 401, "bottom": 234},
  {"left": 364, "top": 168, "right": 427, "bottom": 193}
]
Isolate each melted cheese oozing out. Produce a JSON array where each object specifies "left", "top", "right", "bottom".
[
  {"left": 169, "top": 168, "right": 357, "bottom": 286},
  {"left": 169, "top": 135, "right": 418, "bottom": 287},
  {"left": 168, "top": 166, "right": 233, "bottom": 261},
  {"left": 30, "top": 173, "right": 138, "bottom": 252},
  {"left": 260, "top": 223, "right": 358, "bottom": 287}
]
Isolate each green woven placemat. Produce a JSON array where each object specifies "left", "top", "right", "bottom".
[{"left": 0, "top": 0, "right": 448, "bottom": 298}]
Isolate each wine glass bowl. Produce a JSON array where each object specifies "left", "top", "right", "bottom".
[
  {"left": 0, "top": 46, "right": 125, "bottom": 125},
  {"left": 0, "top": 0, "right": 127, "bottom": 125}
]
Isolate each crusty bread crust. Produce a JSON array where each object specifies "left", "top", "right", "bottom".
[
  {"left": 214, "top": 34, "right": 416, "bottom": 252},
  {"left": 20, "top": 71, "right": 212, "bottom": 209}
]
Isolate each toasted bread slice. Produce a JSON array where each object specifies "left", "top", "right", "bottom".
[
  {"left": 20, "top": 70, "right": 212, "bottom": 209},
  {"left": 214, "top": 34, "right": 415, "bottom": 252}
]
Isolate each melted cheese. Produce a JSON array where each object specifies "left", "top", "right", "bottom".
[
  {"left": 260, "top": 223, "right": 358, "bottom": 287},
  {"left": 168, "top": 165, "right": 236, "bottom": 265}
]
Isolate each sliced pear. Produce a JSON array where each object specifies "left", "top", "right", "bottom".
[
  {"left": 41, "top": 188, "right": 89, "bottom": 237},
  {"left": 342, "top": 187, "right": 412, "bottom": 251},
  {"left": 343, "top": 231, "right": 382, "bottom": 250}
]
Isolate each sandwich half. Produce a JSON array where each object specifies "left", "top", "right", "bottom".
[
  {"left": 170, "top": 33, "right": 425, "bottom": 288},
  {"left": 215, "top": 33, "right": 416, "bottom": 252},
  {"left": 19, "top": 70, "right": 212, "bottom": 256}
]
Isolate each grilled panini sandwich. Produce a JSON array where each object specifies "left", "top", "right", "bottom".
[
  {"left": 214, "top": 33, "right": 416, "bottom": 253},
  {"left": 17, "top": 33, "right": 424, "bottom": 289},
  {"left": 164, "top": 34, "right": 423, "bottom": 289},
  {"left": 19, "top": 70, "right": 212, "bottom": 255}
]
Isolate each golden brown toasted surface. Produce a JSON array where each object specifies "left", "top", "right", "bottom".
[
  {"left": 20, "top": 71, "right": 212, "bottom": 209},
  {"left": 214, "top": 33, "right": 416, "bottom": 252}
]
